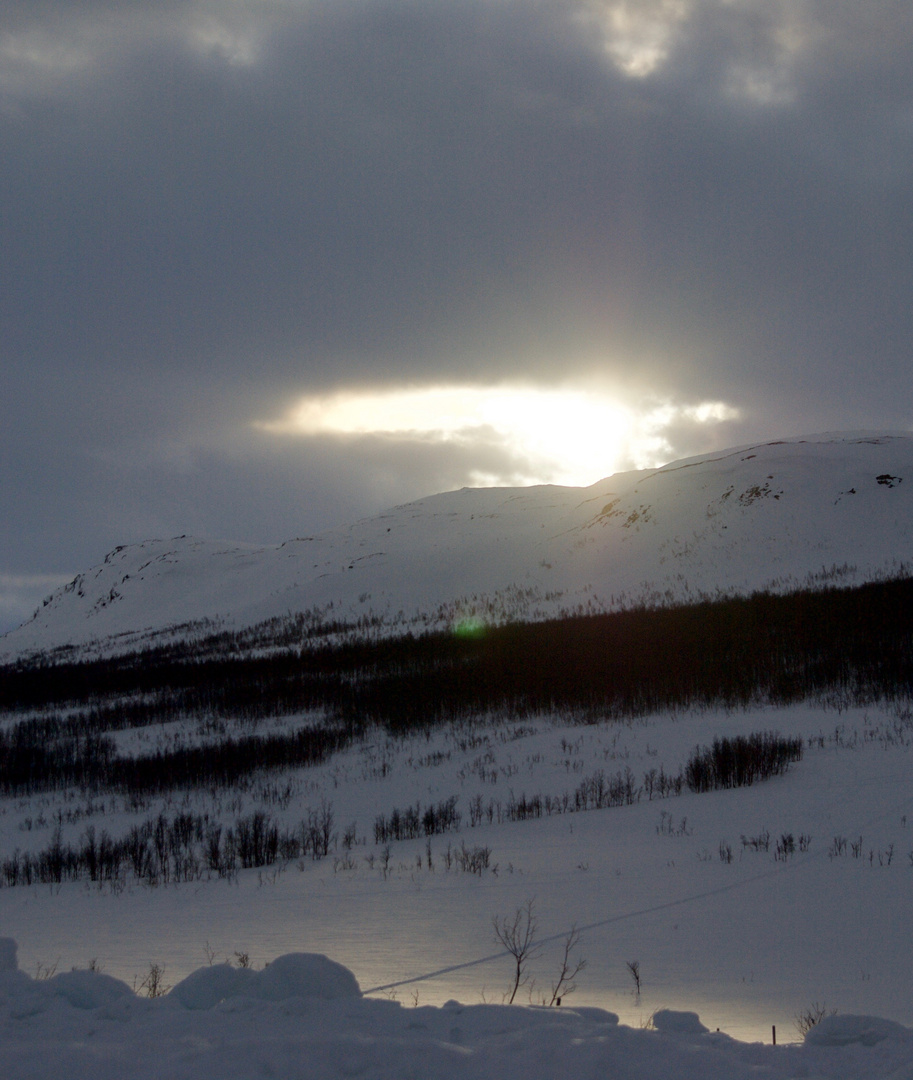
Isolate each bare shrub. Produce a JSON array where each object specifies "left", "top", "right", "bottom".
[
  {"left": 547, "top": 926, "right": 586, "bottom": 1006},
  {"left": 454, "top": 842, "right": 492, "bottom": 875},
  {"left": 493, "top": 900, "right": 540, "bottom": 1004},
  {"left": 794, "top": 1001, "right": 836, "bottom": 1036},
  {"left": 136, "top": 962, "right": 170, "bottom": 998}
]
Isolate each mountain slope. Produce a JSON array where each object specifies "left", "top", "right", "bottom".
[{"left": 3, "top": 432, "right": 911, "bottom": 662}]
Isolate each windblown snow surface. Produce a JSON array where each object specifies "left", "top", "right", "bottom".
[{"left": 3, "top": 433, "right": 913, "bottom": 1077}]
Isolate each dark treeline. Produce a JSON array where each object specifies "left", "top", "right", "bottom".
[
  {"left": 1, "top": 577, "right": 912, "bottom": 797},
  {"left": 350, "top": 577, "right": 913, "bottom": 725},
  {"left": 374, "top": 796, "right": 462, "bottom": 844},
  {"left": 2, "top": 735, "right": 803, "bottom": 889},
  {"left": 684, "top": 733, "right": 803, "bottom": 793},
  {"left": 0, "top": 724, "right": 352, "bottom": 797},
  {"left": 1, "top": 805, "right": 336, "bottom": 889}
]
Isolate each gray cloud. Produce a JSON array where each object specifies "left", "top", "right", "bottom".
[{"left": 2, "top": 0, "right": 912, "bottom": 629}]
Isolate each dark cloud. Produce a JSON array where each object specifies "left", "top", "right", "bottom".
[{"left": 2, "top": 0, "right": 912, "bottom": 629}]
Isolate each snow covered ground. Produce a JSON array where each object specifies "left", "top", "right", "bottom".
[
  {"left": 3, "top": 937, "right": 913, "bottom": 1080},
  {"left": 7, "top": 937, "right": 911, "bottom": 1080},
  {"left": 2, "top": 699, "right": 913, "bottom": 1077}
]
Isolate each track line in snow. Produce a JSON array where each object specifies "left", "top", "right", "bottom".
[{"left": 363, "top": 785, "right": 913, "bottom": 995}]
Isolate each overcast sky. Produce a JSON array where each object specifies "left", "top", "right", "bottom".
[{"left": 2, "top": 0, "right": 912, "bottom": 631}]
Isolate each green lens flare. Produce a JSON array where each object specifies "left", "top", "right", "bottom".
[{"left": 452, "top": 616, "right": 487, "bottom": 639}]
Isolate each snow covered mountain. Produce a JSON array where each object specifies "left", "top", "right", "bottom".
[{"left": 3, "top": 432, "right": 911, "bottom": 662}]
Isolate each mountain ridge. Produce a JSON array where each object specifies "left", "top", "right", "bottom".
[{"left": 3, "top": 431, "right": 911, "bottom": 663}]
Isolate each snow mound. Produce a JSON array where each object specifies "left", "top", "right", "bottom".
[
  {"left": 169, "top": 963, "right": 259, "bottom": 1010},
  {"left": 0, "top": 940, "right": 16, "bottom": 973},
  {"left": 255, "top": 952, "right": 362, "bottom": 1002},
  {"left": 0, "top": 939, "right": 134, "bottom": 1016},
  {"left": 170, "top": 953, "right": 361, "bottom": 1010},
  {"left": 805, "top": 1014, "right": 912, "bottom": 1047},
  {"left": 3, "top": 941, "right": 913, "bottom": 1078},
  {"left": 0, "top": 940, "right": 36, "bottom": 1014},
  {"left": 652, "top": 1009, "right": 709, "bottom": 1034},
  {"left": 0, "top": 940, "right": 360, "bottom": 1017},
  {"left": 45, "top": 970, "right": 135, "bottom": 1011}
]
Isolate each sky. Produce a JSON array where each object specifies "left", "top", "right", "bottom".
[{"left": 2, "top": 0, "right": 912, "bottom": 632}]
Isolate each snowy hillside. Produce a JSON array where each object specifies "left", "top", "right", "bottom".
[{"left": 3, "top": 432, "right": 912, "bottom": 662}]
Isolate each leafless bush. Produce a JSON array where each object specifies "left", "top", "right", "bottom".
[
  {"left": 135, "top": 962, "right": 170, "bottom": 998},
  {"left": 794, "top": 1001, "right": 836, "bottom": 1036},
  {"left": 547, "top": 926, "right": 586, "bottom": 1005},
  {"left": 454, "top": 842, "right": 492, "bottom": 875},
  {"left": 493, "top": 900, "right": 541, "bottom": 1004}
]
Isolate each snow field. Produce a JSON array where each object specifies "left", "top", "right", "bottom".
[{"left": 2, "top": 701, "right": 912, "bottom": 1051}]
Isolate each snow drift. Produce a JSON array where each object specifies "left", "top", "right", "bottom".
[{"left": 3, "top": 938, "right": 913, "bottom": 1080}]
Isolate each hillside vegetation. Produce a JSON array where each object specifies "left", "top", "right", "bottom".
[{"left": 2, "top": 577, "right": 911, "bottom": 801}]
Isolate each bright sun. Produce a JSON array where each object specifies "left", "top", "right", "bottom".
[{"left": 255, "top": 384, "right": 738, "bottom": 488}]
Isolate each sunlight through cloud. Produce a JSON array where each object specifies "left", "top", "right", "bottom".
[
  {"left": 723, "top": 3, "right": 813, "bottom": 106},
  {"left": 581, "top": 0, "right": 691, "bottom": 78},
  {"left": 255, "top": 385, "right": 740, "bottom": 488}
]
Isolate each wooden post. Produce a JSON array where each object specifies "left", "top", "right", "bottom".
[{"left": 772, "top": 1025, "right": 776, "bottom": 1045}]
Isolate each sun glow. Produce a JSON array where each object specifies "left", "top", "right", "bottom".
[
  {"left": 581, "top": 0, "right": 692, "bottom": 78},
  {"left": 255, "top": 385, "right": 740, "bottom": 488}
]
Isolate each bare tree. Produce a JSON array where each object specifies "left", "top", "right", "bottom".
[
  {"left": 493, "top": 899, "right": 541, "bottom": 1004},
  {"left": 626, "top": 959, "right": 641, "bottom": 997},
  {"left": 548, "top": 926, "right": 586, "bottom": 1006}
]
